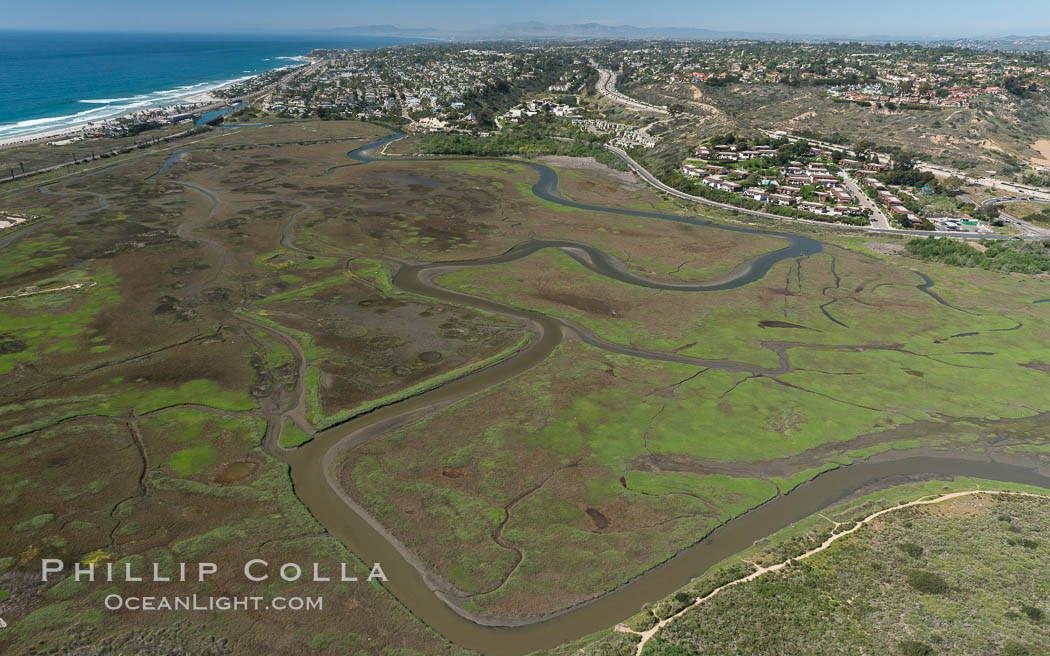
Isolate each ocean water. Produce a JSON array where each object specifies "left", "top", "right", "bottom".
[{"left": 0, "top": 31, "right": 421, "bottom": 141}]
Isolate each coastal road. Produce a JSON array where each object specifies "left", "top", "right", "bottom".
[
  {"left": 839, "top": 170, "right": 891, "bottom": 229},
  {"left": 590, "top": 61, "right": 670, "bottom": 115},
  {"left": 605, "top": 145, "right": 1032, "bottom": 240}
]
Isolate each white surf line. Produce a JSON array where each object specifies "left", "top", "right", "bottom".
[{"left": 617, "top": 489, "right": 1050, "bottom": 655}]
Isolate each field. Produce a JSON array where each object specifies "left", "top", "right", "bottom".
[
  {"left": 1, "top": 119, "right": 528, "bottom": 654},
  {"left": 4, "top": 115, "right": 1050, "bottom": 654},
  {"left": 0, "top": 123, "right": 194, "bottom": 179},
  {"left": 536, "top": 478, "right": 1050, "bottom": 656},
  {"left": 336, "top": 226, "right": 1050, "bottom": 619},
  {"left": 648, "top": 483, "right": 1050, "bottom": 656}
]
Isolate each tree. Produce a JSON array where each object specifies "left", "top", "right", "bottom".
[{"left": 853, "top": 139, "right": 877, "bottom": 155}]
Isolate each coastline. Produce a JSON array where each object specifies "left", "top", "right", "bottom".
[
  {"left": 0, "top": 56, "right": 312, "bottom": 149},
  {"left": 0, "top": 76, "right": 249, "bottom": 149}
]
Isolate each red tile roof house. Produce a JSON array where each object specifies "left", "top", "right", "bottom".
[{"left": 769, "top": 193, "right": 795, "bottom": 206}]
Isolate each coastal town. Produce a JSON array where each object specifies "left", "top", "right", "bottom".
[{"left": 6, "top": 40, "right": 1050, "bottom": 237}]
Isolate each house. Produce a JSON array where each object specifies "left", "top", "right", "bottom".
[
  {"left": 743, "top": 187, "right": 770, "bottom": 202},
  {"left": 769, "top": 193, "right": 795, "bottom": 206},
  {"left": 682, "top": 165, "right": 703, "bottom": 178},
  {"left": 703, "top": 177, "right": 742, "bottom": 192}
]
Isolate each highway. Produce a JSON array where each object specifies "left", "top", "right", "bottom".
[
  {"left": 605, "top": 145, "right": 1028, "bottom": 241},
  {"left": 980, "top": 196, "right": 1050, "bottom": 237},
  {"left": 919, "top": 161, "right": 1050, "bottom": 203},
  {"left": 591, "top": 62, "right": 670, "bottom": 114}
]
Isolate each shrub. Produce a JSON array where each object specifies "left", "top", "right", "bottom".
[
  {"left": 898, "top": 640, "right": 934, "bottom": 656},
  {"left": 907, "top": 570, "right": 949, "bottom": 594},
  {"left": 899, "top": 542, "right": 924, "bottom": 558},
  {"left": 1020, "top": 604, "right": 1044, "bottom": 622},
  {"left": 1002, "top": 639, "right": 1032, "bottom": 656}
]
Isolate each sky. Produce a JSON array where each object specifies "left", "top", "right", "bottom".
[{"left": 3, "top": 0, "right": 1049, "bottom": 38}]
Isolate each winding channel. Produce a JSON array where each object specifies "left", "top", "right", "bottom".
[
  {"left": 11, "top": 131, "right": 1048, "bottom": 655},
  {"left": 280, "top": 135, "right": 1050, "bottom": 655}
]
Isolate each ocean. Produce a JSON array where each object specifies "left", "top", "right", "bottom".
[{"left": 0, "top": 31, "right": 422, "bottom": 142}]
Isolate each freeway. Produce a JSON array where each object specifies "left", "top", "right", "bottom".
[
  {"left": 605, "top": 144, "right": 1027, "bottom": 240},
  {"left": 980, "top": 196, "right": 1050, "bottom": 237},
  {"left": 918, "top": 161, "right": 1050, "bottom": 203},
  {"left": 591, "top": 62, "right": 670, "bottom": 114}
]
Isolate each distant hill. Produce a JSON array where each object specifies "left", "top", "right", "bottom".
[
  {"left": 330, "top": 22, "right": 804, "bottom": 41},
  {"left": 328, "top": 22, "right": 1050, "bottom": 49}
]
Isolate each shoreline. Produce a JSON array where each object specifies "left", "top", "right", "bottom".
[{"left": 0, "top": 63, "right": 304, "bottom": 149}]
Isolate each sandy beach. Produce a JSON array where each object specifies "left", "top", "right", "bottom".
[{"left": 0, "top": 80, "right": 235, "bottom": 149}]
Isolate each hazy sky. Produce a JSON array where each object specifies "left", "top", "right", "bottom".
[{"left": 3, "top": 0, "right": 1048, "bottom": 38}]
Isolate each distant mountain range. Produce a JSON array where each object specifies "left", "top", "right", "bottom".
[
  {"left": 329, "top": 22, "right": 1050, "bottom": 48},
  {"left": 332, "top": 22, "right": 807, "bottom": 41}
]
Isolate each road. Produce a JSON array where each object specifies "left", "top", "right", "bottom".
[
  {"left": 917, "top": 162, "right": 1050, "bottom": 204},
  {"left": 591, "top": 62, "right": 670, "bottom": 115},
  {"left": 605, "top": 145, "right": 1029, "bottom": 240},
  {"left": 838, "top": 170, "right": 891, "bottom": 229},
  {"left": 980, "top": 196, "right": 1050, "bottom": 237},
  {"left": 761, "top": 128, "right": 1050, "bottom": 236}
]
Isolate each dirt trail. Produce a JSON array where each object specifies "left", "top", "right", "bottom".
[{"left": 617, "top": 489, "right": 1050, "bottom": 655}]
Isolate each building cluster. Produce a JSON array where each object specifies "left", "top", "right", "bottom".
[
  {"left": 683, "top": 143, "right": 868, "bottom": 218},
  {"left": 262, "top": 47, "right": 585, "bottom": 127},
  {"left": 583, "top": 42, "right": 1050, "bottom": 113},
  {"left": 569, "top": 118, "right": 657, "bottom": 148}
]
